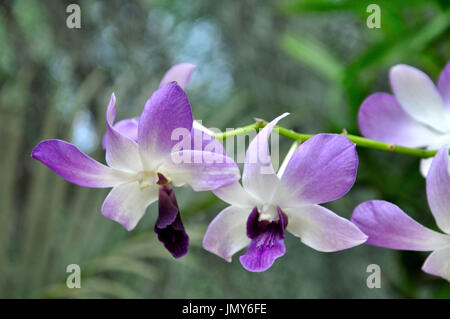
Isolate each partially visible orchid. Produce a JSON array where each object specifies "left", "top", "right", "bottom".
[
  {"left": 32, "top": 82, "right": 240, "bottom": 258},
  {"left": 203, "top": 114, "right": 367, "bottom": 272},
  {"left": 102, "top": 63, "right": 197, "bottom": 147},
  {"left": 351, "top": 147, "right": 450, "bottom": 282},
  {"left": 358, "top": 62, "right": 450, "bottom": 176}
]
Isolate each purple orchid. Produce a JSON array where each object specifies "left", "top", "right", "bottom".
[
  {"left": 358, "top": 62, "right": 450, "bottom": 176},
  {"left": 32, "top": 82, "right": 239, "bottom": 258},
  {"left": 351, "top": 147, "right": 450, "bottom": 282},
  {"left": 202, "top": 114, "right": 368, "bottom": 272},
  {"left": 102, "top": 63, "right": 197, "bottom": 147}
]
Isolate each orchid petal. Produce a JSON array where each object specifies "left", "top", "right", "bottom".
[
  {"left": 213, "top": 182, "right": 257, "bottom": 208},
  {"left": 438, "top": 62, "right": 450, "bottom": 109},
  {"left": 32, "top": 139, "right": 133, "bottom": 188},
  {"left": 101, "top": 182, "right": 158, "bottom": 231},
  {"left": 422, "top": 247, "right": 450, "bottom": 282},
  {"left": 239, "top": 207, "right": 287, "bottom": 272},
  {"left": 104, "top": 94, "right": 142, "bottom": 172},
  {"left": 390, "top": 64, "right": 449, "bottom": 132},
  {"left": 351, "top": 200, "right": 450, "bottom": 251},
  {"left": 102, "top": 118, "right": 139, "bottom": 148},
  {"left": 202, "top": 206, "right": 251, "bottom": 262},
  {"left": 242, "top": 113, "right": 289, "bottom": 202},
  {"left": 138, "top": 82, "right": 193, "bottom": 169},
  {"left": 159, "top": 63, "right": 196, "bottom": 89},
  {"left": 278, "top": 134, "right": 358, "bottom": 205},
  {"left": 358, "top": 93, "right": 440, "bottom": 148},
  {"left": 155, "top": 187, "right": 189, "bottom": 258},
  {"left": 426, "top": 147, "right": 450, "bottom": 234},
  {"left": 161, "top": 150, "right": 240, "bottom": 191},
  {"left": 286, "top": 204, "right": 367, "bottom": 252}
]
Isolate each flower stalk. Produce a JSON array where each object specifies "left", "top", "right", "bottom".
[{"left": 212, "top": 120, "right": 437, "bottom": 159}]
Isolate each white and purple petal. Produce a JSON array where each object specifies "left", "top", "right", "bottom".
[
  {"left": 438, "top": 62, "right": 450, "bottom": 110},
  {"left": 422, "top": 247, "right": 450, "bottom": 282},
  {"left": 351, "top": 200, "right": 450, "bottom": 251},
  {"left": 101, "top": 182, "right": 159, "bottom": 231},
  {"left": 242, "top": 113, "right": 289, "bottom": 202},
  {"left": 286, "top": 204, "right": 367, "bottom": 252},
  {"left": 31, "top": 139, "right": 133, "bottom": 188},
  {"left": 104, "top": 94, "right": 142, "bottom": 172},
  {"left": 202, "top": 206, "right": 251, "bottom": 262},
  {"left": 278, "top": 134, "right": 358, "bottom": 205},
  {"left": 390, "top": 64, "right": 449, "bottom": 132},
  {"left": 213, "top": 182, "right": 257, "bottom": 208},
  {"left": 159, "top": 63, "right": 196, "bottom": 89},
  {"left": 161, "top": 150, "right": 240, "bottom": 191},
  {"left": 426, "top": 147, "right": 450, "bottom": 234},
  {"left": 102, "top": 118, "right": 139, "bottom": 148},
  {"left": 138, "top": 82, "right": 193, "bottom": 168},
  {"left": 358, "top": 93, "right": 440, "bottom": 148}
]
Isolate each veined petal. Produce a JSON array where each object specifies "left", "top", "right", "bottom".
[
  {"left": 162, "top": 150, "right": 240, "bottom": 191},
  {"left": 286, "top": 204, "right": 367, "bottom": 252},
  {"left": 438, "top": 62, "right": 450, "bottom": 109},
  {"left": 278, "top": 134, "right": 358, "bottom": 205},
  {"left": 32, "top": 139, "right": 133, "bottom": 188},
  {"left": 159, "top": 63, "right": 196, "bottom": 89},
  {"left": 213, "top": 182, "right": 257, "bottom": 208},
  {"left": 102, "top": 118, "right": 139, "bottom": 148},
  {"left": 242, "top": 113, "right": 289, "bottom": 202},
  {"left": 101, "top": 182, "right": 158, "bottom": 231},
  {"left": 422, "top": 247, "right": 450, "bottom": 282},
  {"left": 203, "top": 206, "right": 251, "bottom": 262},
  {"left": 390, "top": 64, "right": 449, "bottom": 132},
  {"left": 138, "top": 82, "right": 193, "bottom": 169},
  {"left": 426, "top": 147, "right": 450, "bottom": 234},
  {"left": 239, "top": 207, "right": 287, "bottom": 272},
  {"left": 358, "top": 93, "right": 440, "bottom": 148},
  {"left": 351, "top": 200, "right": 450, "bottom": 251},
  {"left": 104, "top": 94, "right": 142, "bottom": 172}
]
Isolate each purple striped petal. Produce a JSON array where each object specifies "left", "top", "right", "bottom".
[
  {"left": 162, "top": 150, "right": 240, "bottom": 191},
  {"left": 202, "top": 206, "right": 251, "bottom": 262},
  {"left": 239, "top": 207, "right": 287, "bottom": 272},
  {"left": 138, "top": 82, "right": 193, "bottom": 168},
  {"left": 102, "top": 118, "right": 139, "bottom": 148},
  {"left": 32, "top": 139, "right": 132, "bottom": 188},
  {"left": 104, "top": 94, "right": 142, "bottom": 172},
  {"left": 426, "top": 147, "right": 450, "bottom": 234},
  {"left": 422, "top": 247, "right": 450, "bottom": 282},
  {"left": 101, "top": 182, "right": 159, "bottom": 231},
  {"left": 438, "top": 62, "right": 450, "bottom": 110},
  {"left": 358, "top": 93, "right": 439, "bottom": 148},
  {"left": 154, "top": 187, "right": 189, "bottom": 258},
  {"left": 159, "top": 63, "right": 196, "bottom": 89},
  {"left": 351, "top": 200, "right": 450, "bottom": 251},
  {"left": 279, "top": 134, "right": 358, "bottom": 205},
  {"left": 286, "top": 204, "right": 367, "bottom": 252},
  {"left": 242, "top": 113, "right": 289, "bottom": 202},
  {"left": 390, "top": 64, "right": 449, "bottom": 132}
]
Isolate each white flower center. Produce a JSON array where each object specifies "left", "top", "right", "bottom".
[{"left": 258, "top": 204, "right": 278, "bottom": 222}]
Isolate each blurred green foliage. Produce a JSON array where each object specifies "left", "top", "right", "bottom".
[{"left": 0, "top": 0, "right": 449, "bottom": 298}]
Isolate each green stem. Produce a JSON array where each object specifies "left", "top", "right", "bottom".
[{"left": 212, "top": 121, "right": 437, "bottom": 159}]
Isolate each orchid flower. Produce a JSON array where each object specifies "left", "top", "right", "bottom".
[
  {"left": 32, "top": 82, "right": 240, "bottom": 258},
  {"left": 202, "top": 114, "right": 368, "bottom": 272},
  {"left": 358, "top": 62, "right": 450, "bottom": 176},
  {"left": 102, "top": 63, "right": 197, "bottom": 147},
  {"left": 351, "top": 147, "right": 450, "bottom": 282}
]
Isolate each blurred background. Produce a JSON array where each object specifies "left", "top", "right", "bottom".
[{"left": 0, "top": 0, "right": 449, "bottom": 298}]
